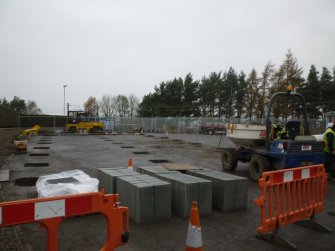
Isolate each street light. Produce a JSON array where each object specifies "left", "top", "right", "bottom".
[{"left": 63, "top": 85, "right": 67, "bottom": 116}]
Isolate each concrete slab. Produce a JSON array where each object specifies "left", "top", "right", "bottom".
[
  {"left": 0, "top": 170, "right": 9, "bottom": 182},
  {"left": 161, "top": 163, "right": 203, "bottom": 171},
  {"left": 135, "top": 165, "right": 178, "bottom": 177}
]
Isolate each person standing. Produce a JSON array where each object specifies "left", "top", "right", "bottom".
[
  {"left": 324, "top": 123, "right": 335, "bottom": 216},
  {"left": 323, "top": 123, "right": 335, "bottom": 181}
]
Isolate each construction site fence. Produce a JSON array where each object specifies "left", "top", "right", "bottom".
[{"left": 16, "top": 116, "right": 327, "bottom": 134}]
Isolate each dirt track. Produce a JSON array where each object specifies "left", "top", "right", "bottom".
[{"left": 1, "top": 132, "right": 335, "bottom": 250}]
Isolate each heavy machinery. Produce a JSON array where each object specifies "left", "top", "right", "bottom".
[
  {"left": 14, "top": 136, "right": 28, "bottom": 154},
  {"left": 64, "top": 111, "right": 104, "bottom": 133},
  {"left": 221, "top": 86, "right": 325, "bottom": 180},
  {"left": 20, "top": 125, "right": 41, "bottom": 136}
]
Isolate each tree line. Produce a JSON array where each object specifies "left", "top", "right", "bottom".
[
  {"left": 83, "top": 94, "right": 140, "bottom": 118},
  {"left": 3, "top": 49, "right": 334, "bottom": 120},
  {"left": 0, "top": 96, "right": 42, "bottom": 115},
  {"left": 138, "top": 50, "right": 335, "bottom": 120}
]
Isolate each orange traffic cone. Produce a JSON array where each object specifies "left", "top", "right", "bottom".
[
  {"left": 128, "top": 158, "right": 133, "bottom": 169},
  {"left": 185, "top": 201, "right": 204, "bottom": 251}
]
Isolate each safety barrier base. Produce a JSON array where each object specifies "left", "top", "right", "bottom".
[
  {"left": 295, "top": 214, "right": 332, "bottom": 233},
  {"left": 257, "top": 213, "right": 332, "bottom": 250},
  {"left": 256, "top": 228, "right": 297, "bottom": 250}
]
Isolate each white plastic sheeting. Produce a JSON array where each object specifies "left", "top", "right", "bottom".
[{"left": 36, "top": 169, "right": 99, "bottom": 198}]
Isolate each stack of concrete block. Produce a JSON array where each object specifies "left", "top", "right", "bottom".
[
  {"left": 117, "top": 174, "right": 172, "bottom": 224},
  {"left": 97, "top": 167, "right": 139, "bottom": 193},
  {"left": 186, "top": 170, "right": 247, "bottom": 212},
  {"left": 155, "top": 173, "right": 212, "bottom": 218},
  {"left": 135, "top": 165, "right": 178, "bottom": 177}
]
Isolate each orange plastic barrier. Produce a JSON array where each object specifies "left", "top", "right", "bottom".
[
  {"left": 0, "top": 191, "right": 129, "bottom": 251},
  {"left": 255, "top": 164, "right": 332, "bottom": 249}
]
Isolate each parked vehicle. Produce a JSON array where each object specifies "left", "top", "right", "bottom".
[{"left": 201, "top": 122, "right": 226, "bottom": 135}]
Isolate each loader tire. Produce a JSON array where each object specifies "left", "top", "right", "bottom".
[
  {"left": 91, "top": 127, "right": 102, "bottom": 133},
  {"left": 249, "top": 155, "right": 270, "bottom": 181},
  {"left": 69, "top": 127, "right": 76, "bottom": 133},
  {"left": 221, "top": 148, "right": 238, "bottom": 171}
]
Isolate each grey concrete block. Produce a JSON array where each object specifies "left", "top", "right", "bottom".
[
  {"left": 117, "top": 174, "right": 172, "bottom": 224},
  {"left": 0, "top": 170, "right": 9, "bottom": 182},
  {"left": 156, "top": 173, "right": 212, "bottom": 218},
  {"left": 97, "top": 167, "right": 138, "bottom": 193},
  {"left": 135, "top": 166, "right": 178, "bottom": 178},
  {"left": 187, "top": 170, "right": 247, "bottom": 212},
  {"left": 136, "top": 165, "right": 169, "bottom": 174}
]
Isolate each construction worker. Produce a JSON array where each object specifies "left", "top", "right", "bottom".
[
  {"left": 269, "top": 122, "right": 286, "bottom": 140},
  {"left": 276, "top": 126, "right": 287, "bottom": 139},
  {"left": 269, "top": 123, "right": 279, "bottom": 140},
  {"left": 323, "top": 123, "right": 335, "bottom": 181},
  {"left": 324, "top": 122, "right": 335, "bottom": 216}
]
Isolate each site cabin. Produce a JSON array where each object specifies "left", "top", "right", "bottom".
[
  {"left": 221, "top": 86, "right": 325, "bottom": 181},
  {"left": 64, "top": 111, "right": 104, "bottom": 133}
]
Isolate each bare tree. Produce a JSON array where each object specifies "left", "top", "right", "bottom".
[
  {"left": 99, "top": 95, "right": 115, "bottom": 117},
  {"left": 258, "top": 61, "right": 274, "bottom": 118},
  {"left": 128, "top": 94, "right": 139, "bottom": 117},
  {"left": 245, "top": 68, "right": 259, "bottom": 121},
  {"left": 113, "top": 95, "right": 129, "bottom": 117},
  {"left": 84, "top": 96, "right": 99, "bottom": 117},
  {"left": 25, "top": 100, "right": 42, "bottom": 114},
  {"left": 270, "top": 49, "right": 303, "bottom": 94}
]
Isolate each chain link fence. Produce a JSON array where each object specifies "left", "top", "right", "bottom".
[{"left": 17, "top": 115, "right": 327, "bottom": 135}]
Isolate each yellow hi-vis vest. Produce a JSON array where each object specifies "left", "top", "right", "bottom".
[{"left": 323, "top": 128, "right": 335, "bottom": 153}]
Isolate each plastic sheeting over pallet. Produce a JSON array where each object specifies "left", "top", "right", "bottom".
[{"left": 36, "top": 169, "right": 99, "bottom": 198}]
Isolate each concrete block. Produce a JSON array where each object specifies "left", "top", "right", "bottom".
[
  {"left": 135, "top": 166, "right": 178, "bottom": 178},
  {"left": 117, "top": 174, "right": 172, "bottom": 224},
  {"left": 0, "top": 170, "right": 9, "bottom": 182},
  {"left": 156, "top": 173, "right": 212, "bottom": 218},
  {"left": 97, "top": 167, "right": 139, "bottom": 193},
  {"left": 187, "top": 170, "right": 247, "bottom": 212}
]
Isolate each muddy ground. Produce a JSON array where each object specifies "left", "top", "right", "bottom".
[
  {"left": 0, "top": 128, "right": 22, "bottom": 251},
  {"left": 0, "top": 131, "right": 335, "bottom": 251}
]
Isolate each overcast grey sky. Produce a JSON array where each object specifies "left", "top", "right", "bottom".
[{"left": 1, "top": 0, "right": 334, "bottom": 115}]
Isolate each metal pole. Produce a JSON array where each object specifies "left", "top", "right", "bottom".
[{"left": 63, "top": 85, "right": 67, "bottom": 116}]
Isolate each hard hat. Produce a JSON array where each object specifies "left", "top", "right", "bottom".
[{"left": 327, "top": 122, "right": 334, "bottom": 129}]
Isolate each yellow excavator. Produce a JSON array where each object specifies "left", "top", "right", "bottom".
[{"left": 64, "top": 111, "right": 104, "bottom": 133}]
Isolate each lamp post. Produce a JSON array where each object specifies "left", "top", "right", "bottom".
[{"left": 63, "top": 85, "right": 67, "bottom": 116}]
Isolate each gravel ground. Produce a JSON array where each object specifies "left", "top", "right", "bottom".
[
  {"left": 1, "top": 132, "right": 335, "bottom": 250},
  {"left": 0, "top": 128, "right": 22, "bottom": 251}
]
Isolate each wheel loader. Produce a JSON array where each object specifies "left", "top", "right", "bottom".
[{"left": 64, "top": 111, "right": 104, "bottom": 133}]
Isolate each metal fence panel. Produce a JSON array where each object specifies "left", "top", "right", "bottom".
[{"left": 17, "top": 116, "right": 327, "bottom": 135}]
